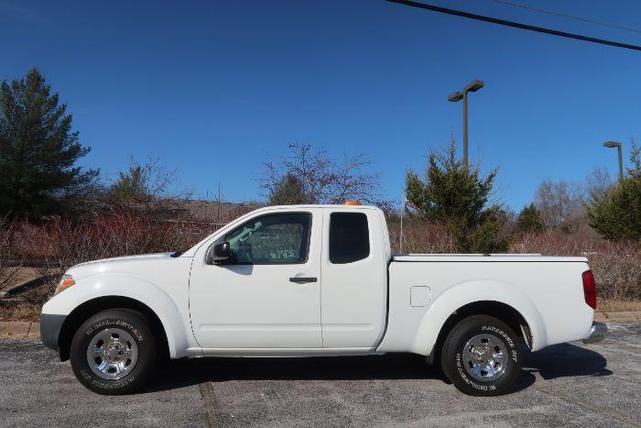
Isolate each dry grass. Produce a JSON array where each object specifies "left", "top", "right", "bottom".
[
  {"left": 388, "top": 218, "right": 457, "bottom": 254},
  {"left": 599, "top": 300, "right": 641, "bottom": 312},
  {"left": 391, "top": 219, "right": 641, "bottom": 301},
  {"left": 1, "top": 213, "right": 640, "bottom": 321},
  {"left": 510, "top": 231, "right": 641, "bottom": 300},
  {"left": 0, "top": 303, "right": 42, "bottom": 322},
  {"left": 0, "top": 218, "right": 22, "bottom": 290},
  {"left": 8, "top": 212, "right": 224, "bottom": 303}
]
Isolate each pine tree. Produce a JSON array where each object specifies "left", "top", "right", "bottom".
[
  {"left": 517, "top": 203, "right": 545, "bottom": 233},
  {"left": 0, "top": 68, "right": 97, "bottom": 218},
  {"left": 268, "top": 174, "right": 309, "bottom": 205},
  {"left": 406, "top": 139, "right": 508, "bottom": 253},
  {"left": 588, "top": 174, "right": 641, "bottom": 241}
]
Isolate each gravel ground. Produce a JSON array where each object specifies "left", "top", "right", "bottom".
[{"left": 1, "top": 322, "right": 640, "bottom": 427}]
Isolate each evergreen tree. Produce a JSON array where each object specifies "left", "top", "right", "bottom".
[
  {"left": 627, "top": 137, "right": 641, "bottom": 177},
  {"left": 111, "top": 165, "right": 151, "bottom": 202},
  {"left": 406, "top": 139, "right": 508, "bottom": 253},
  {"left": 0, "top": 68, "right": 97, "bottom": 218},
  {"left": 588, "top": 174, "right": 641, "bottom": 241},
  {"left": 588, "top": 137, "right": 641, "bottom": 241},
  {"left": 517, "top": 203, "right": 545, "bottom": 233},
  {"left": 268, "top": 174, "right": 308, "bottom": 205}
]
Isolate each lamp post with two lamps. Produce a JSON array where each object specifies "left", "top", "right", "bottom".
[{"left": 448, "top": 80, "right": 485, "bottom": 166}]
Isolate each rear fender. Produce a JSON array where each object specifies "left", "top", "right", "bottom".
[{"left": 412, "top": 280, "right": 547, "bottom": 355}]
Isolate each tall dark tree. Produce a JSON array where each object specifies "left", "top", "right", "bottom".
[
  {"left": 0, "top": 68, "right": 97, "bottom": 218},
  {"left": 517, "top": 203, "right": 545, "bottom": 233},
  {"left": 588, "top": 174, "right": 641, "bottom": 241},
  {"left": 406, "top": 139, "right": 508, "bottom": 253}
]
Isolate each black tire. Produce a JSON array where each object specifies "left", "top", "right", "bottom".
[
  {"left": 440, "top": 315, "right": 522, "bottom": 396},
  {"left": 70, "top": 309, "right": 157, "bottom": 395}
]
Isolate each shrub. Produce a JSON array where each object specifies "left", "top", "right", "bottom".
[
  {"left": 0, "top": 217, "right": 21, "bottom": 291},
  {"left": 12, "top": 211, "right": 217, "bottom": 301},
  {"left": 588, "top": 174, "right": 641, "bottom": 241},
  {"left": 511, "top": 231, "right": 641, "bottom": 300},
  {"left": 387, "top": 216, "right": 457, "bottom": 254},
  {"left": 517, "top": 203, "right": 545, "bottom": 233},
  {"left": 405, "top": 140, "right": 508, "bottom": 253}
]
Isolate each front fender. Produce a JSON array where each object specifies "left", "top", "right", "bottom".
[
  {"left": 42, "top": 273, "right": 192, "bottom": 359},
  {"left": 411, "top": 280, "right": 547, "bottom": 355}
]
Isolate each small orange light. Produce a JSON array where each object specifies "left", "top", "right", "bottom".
[
  {"left": 344, "top": 200, "right": 361, "bottom": 206},
  {"left": 56, "top": 274, "right": 75, "bottom": 294}
]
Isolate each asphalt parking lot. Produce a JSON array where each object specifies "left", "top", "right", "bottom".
[{"left": 1, "top": 322, "right": 640, "bottom": 427}]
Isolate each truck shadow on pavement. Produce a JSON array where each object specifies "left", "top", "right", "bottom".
[
  {"left": 523, "top": 343, "right": 612, "bottom": 380},
  {"left": 145, "top": 343, "right": 610, "bottom": 394}
]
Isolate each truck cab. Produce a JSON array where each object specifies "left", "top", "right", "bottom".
[{"left": 188, "top": 205, "right": 389, "bottom": 352}]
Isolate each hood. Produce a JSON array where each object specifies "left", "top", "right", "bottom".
[
  {"left": 67, "top": 252, "right": 176, "bottom": 279},
  {"left": 74, "top": 252, "right": 175, "bottom": 267}
]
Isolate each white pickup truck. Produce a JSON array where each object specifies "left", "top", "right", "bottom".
[{"left": 41, "top": 204, "right": 606, "bottom": 396}]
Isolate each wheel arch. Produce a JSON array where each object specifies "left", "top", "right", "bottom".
[
  {"left": 409, "top": 279, "right": 547, "bottom": 359},
  {"left": 58, "top": 296, "right": 169, "bottom": 361},
  {"left": 427, "top": 300, "right": 533, "bottom": 364}
]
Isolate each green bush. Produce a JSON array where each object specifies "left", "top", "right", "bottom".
[
  {"left": 517, "top": 203, "right": 545, "bottom": 233},
  {"left": 405, "top": 140, "right": 508, "bottom": 253},
  {"left": 589, "top": 174, "right": 641, "bottom": 241}
]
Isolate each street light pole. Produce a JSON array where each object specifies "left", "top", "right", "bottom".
[
  {"left": 603, "top": 140, "right": 624, "bottom": 183},
  {"left": 463, "top": 91, "right": 469, "bottom": 165},
  {"left": 448, "top": 80, "right": 484, "bottom": 165}
]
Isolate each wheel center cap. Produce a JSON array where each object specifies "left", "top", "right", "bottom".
[{"left": 105, "top": 341, "right": 125, "bottom": 363}]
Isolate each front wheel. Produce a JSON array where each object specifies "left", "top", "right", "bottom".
[
  {"left": 440, "top": 315, "right": 522, "bottom": 396},
  {"left": 70, "top": 309, "right": 157, "bottom": 395}
]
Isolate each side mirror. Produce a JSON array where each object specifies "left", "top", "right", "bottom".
[{"left": 208, "top": 241, "right": 233, "bottom": 264}]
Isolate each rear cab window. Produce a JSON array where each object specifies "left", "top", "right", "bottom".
[{"left": 329, "top": 212, "right": 370, "bottom": 264}]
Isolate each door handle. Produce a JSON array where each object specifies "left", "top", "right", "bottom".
[{"left": 289, "top": 277, "right": 317, "bottom": 284}]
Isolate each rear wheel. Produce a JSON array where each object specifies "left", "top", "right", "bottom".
[
  {"left": 70, "top": 309, "right": 157, "bottom": 395},
  {"left": 440, "top": 315, "right": 522, "bottom": 396}
]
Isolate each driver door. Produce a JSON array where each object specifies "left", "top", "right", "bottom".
[{"left": 189, "top": 209, "right": 323, "bottom": 349}]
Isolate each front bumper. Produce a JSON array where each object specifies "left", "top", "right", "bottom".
[
  {"left": 40, "top": 313, "right": 67, "bottom": 351},
  {"left": 583, "top": 322, "right": 608, "bottom": 344}
]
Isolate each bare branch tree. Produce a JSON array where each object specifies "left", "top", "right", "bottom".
[
  {"left": 534, "top": 179, "right": 585, "bottom": 229},
  {"left": 260, "top": 142, "right": 381, "bottom": 205}
]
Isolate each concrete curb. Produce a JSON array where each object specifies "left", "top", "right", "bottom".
[{"left": 1, "top": 311, "right": 640, "bottom": 340}]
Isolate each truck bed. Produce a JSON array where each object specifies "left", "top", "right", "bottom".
[
  {"left": 393, "top": 254, "right": 588, "bottom": 263},
  {"left": 378, "top": 254, "right": 593, "bottom": 355}
]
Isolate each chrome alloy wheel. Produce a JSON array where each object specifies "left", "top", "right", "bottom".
[
  {"left": 86, "top": 328, "right": 138, "bottom": 380},
  {"left": 461, "top": 334, "right": 507, "bottom": 382}
]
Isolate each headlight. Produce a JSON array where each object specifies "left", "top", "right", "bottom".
[{"left": 55, "top": 274, "right": 75, "bottom": 295}]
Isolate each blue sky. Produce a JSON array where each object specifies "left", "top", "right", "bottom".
[{"left": 2, "top": 0, "right": 640, "bottom": 209}]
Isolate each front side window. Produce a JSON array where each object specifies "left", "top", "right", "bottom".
[
  {"left": 329, "top": 212, "right": 370, "bottom": 264},
  {"left": 221, "top": 213, "right": 311, "bottom": 264}
]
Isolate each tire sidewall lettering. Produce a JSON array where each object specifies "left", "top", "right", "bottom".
[
  {"left": 85, "top": 319, "right": 144, "bottom": 342},
  {"left": 455, "top": 352, "right": 494, "bottom": 391}
]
